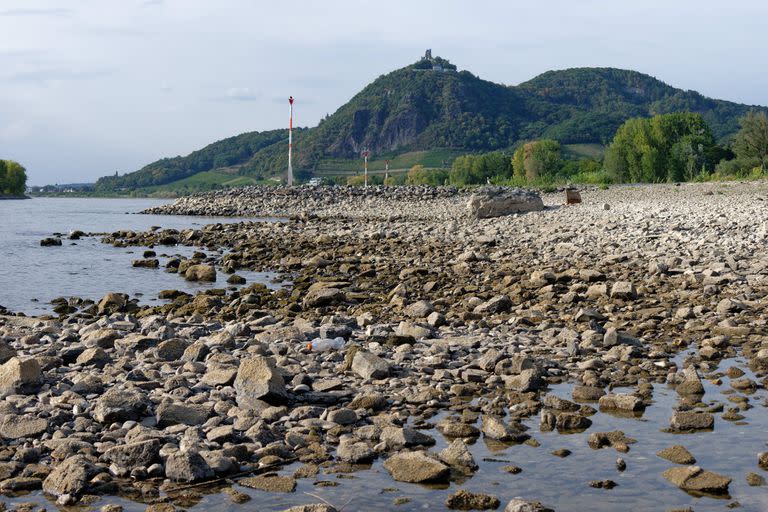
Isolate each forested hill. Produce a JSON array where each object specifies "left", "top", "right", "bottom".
[
  {"left": 96, "top": 54, "right": 767, "bottom": 192},
  {"left": 95, "top": 129, "right": 289, "bottom": 191}
]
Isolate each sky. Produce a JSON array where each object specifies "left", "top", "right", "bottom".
[{"left": 2, "top": 1, "right": 767, "bottom": 185}]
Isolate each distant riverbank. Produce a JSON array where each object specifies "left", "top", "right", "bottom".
[{"left": 0, "top": 195, "right": 30, "bottom": 200}]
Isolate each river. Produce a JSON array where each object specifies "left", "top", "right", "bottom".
[{"left": 0, "top": 197, "right": 280, "bottom": 315}]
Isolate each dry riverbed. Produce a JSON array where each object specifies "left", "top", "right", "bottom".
[{"left": 1, "top": 182, "right": 768, "bottom": 511}]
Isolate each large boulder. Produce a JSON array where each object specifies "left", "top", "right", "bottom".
[
  {"left": 662, "top": 466, "right": 731, "bottom": 494},
  {"left": 657, "top": 445, "right": 696, "bottom": 465},
  {"left": 42, "top": 455, "right": 98, "bottom": 497},
  {"left": 670, "top": 411, "right": 714, "bottom": 431},
  {"left": 104, "top": 439, "right": 160, "bottom": 468},
  {"left": 97, "top": 292, "right": 127, "bottom": 315},
  {"left": 598, "top": 393, "right": 644, "bottom": 413},
  {"left": 0, "top": 357, "right": 41, "bottom": 397},
  {"left": 502, "top": 368, "right": 543, "bottom": 392},
  {"left": 165, "top": 450, "right": 214, "bottom": 482},
  {"left": 675, "top": 366, "right": 705, "bottom": 396},
  {"left": 336, "top": 437, "right": 375, "bottom": 464},
  {"left": 467, "top": 187, "right": 544, "bottom": 219},
  {"left": 81, "top": 328, "right": 120, "bottom": 349},
  {"left": 75, "top": 347, "right": 110, "bottom": 367},
  {"left": 92, "top": 386, "right": 149, "bottom": 424},
  {"left": 481, "top": 415, "right": 528, "bottom": 442},
  {"left": 184, "top": 264, "right": 217, "bottom": 282},
  {"left": 156, "top": 402, "right": 213, "bottom": 427},
  {"left": 383, "top": 451, "right": 450, "bottom": 483},
  {"left": 380, "top": 426, "right": 435, "bottom": 449},
  {"left": 351, "top": 351, "right": 390, "bottom": 380},
  {"left": 303, "top": 286, "right": 345, "bottom": 308},
  {"left": 0, "top": 414, "right": 48, "bottom": 439},
  {"left": 473, "top": 295, "right": 512, "bottom": 314},
  {"left": 439, "top": 439, "right": 477, "bottom": 471},
  {"left": 234, "top": 356, "right": 288, "bottom": 407}
]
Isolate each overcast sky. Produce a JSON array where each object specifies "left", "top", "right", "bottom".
[{"left": 2, "top": 0, "right": 767, "bottom": 185}]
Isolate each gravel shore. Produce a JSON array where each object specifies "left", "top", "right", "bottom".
[{"left": 2, "top": 181, "right": 768, "bottom": 511}]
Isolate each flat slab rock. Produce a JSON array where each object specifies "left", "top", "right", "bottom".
[
  {"left": 466, "top": 187, "right": 544, "bottom": 219},
  {"left": 239, "top": 475, "right": 297, "bottom": 493},
  {"left": 657, "top": 445, "right": 696, "bottom": 465},
  {"left": 383, "top": 451, "right": 450, "bottom": 483},
  {"left": 662, "top": 466, "right": 731, "bottom": 494}
]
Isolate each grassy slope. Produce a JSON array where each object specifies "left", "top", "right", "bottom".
[{"left": 138, "top": 170, "right": 266, "bottom": 196}]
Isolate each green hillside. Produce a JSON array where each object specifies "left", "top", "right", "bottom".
[
  {"left": 94, "top": 129, "right": 289, "bottom": 193},
  {"left": 95, "top": 53, "right": 767, "bottom": 193}
]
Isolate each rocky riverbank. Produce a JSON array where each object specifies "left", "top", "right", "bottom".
[
  {"left": 2, "top": 182, "right": 768, "bottom": 511},
  {"left": 142, "top": 185, "right": 480, "bottom": 221}
]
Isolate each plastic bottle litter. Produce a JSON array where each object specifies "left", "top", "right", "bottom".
[{"left": 306, "top": 337, "right": 346, "bottom": 352}]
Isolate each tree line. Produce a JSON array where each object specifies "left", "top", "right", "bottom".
[
  {"left": 0, "top": 160, "right": 27, "bottom": 196},
  {"left": 395, "top": 110, "right": 768, "bottom": 187}
]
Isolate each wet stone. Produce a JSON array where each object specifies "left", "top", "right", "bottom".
[
  {"left": 669, "top": 411, "right": 714, "bottom": 431},
  {"left": 662, "top": 466, "right": 731, "bottom": 495},
  {"left": 657, "top": 445, "right": 696, "bottom": 465},
  {"left": 383, "top": 451, "right": 450, "bottom": 483},
  {"left": 239, "top": 475, "right": 297, "bottom": 493},
  {"left": 445, "top": 489, "right": 501, "bottom": 510}
]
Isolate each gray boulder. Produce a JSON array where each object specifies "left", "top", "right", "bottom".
[
  {"left": 351, "top": 351, "right": 390, "bottom": 380},
  {"left": 104, "top": 439, "right": 160, "bottom": 468},
  {"left": 234, "top": 356, "right": 288, "bottom": 407},
  {"left": 165, "top": 450, "right": 214, "bottom": 482},
  {"left": 439, "top": 439, "right": 477, "bottom": 470},
  {"left": 670, "top": 411, "right": 714, "bottom": 431},
  {"left": 92, "top": 386, "right": 148, "bottom": 424},
  {"left": 467, "top": 187, "right": 544, "bottom": 219},
  {"left": 0, "top": 357, "right": 41, "bottom": 397},
  {"left": 336, "top": 437, "right": 374, "bottom": 463},
  {"left": 185, "top": 264, "right": 216, "bottom": 282},
  {"left": 383, "top": 451, "right": 449, "bottom": 483},
  {"left": 42, "top": 455, "right": 98, "bottom": 497},
  {"left": 156, "top": 402, "right": 213, "bottom": 427},
  {"left": 0, "top": 414, "right": 48, "bottom": 439}
]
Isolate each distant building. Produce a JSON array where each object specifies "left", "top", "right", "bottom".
[{"left": 414, "top": 49, "right": 457, "bottom": 72}]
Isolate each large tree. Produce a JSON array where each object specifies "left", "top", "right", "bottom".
[
  {"left": 733, "top": 111, "right": 768, "bottom": 164},
  {"left": 604, "top": 112, "right": 720, "bottom": 182},
  {"left": 0, "top": 160, "right": 27, "bottom": 196},
  {"left": 512, "top": 140, "right": 562, "bottom": 181}
]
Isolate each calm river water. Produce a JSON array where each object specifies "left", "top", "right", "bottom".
[{"left": 0, "top": 197, "right": 279, "bottom": 314}]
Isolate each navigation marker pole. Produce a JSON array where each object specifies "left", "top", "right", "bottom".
[
  {"left": 385, "top": 159, "right": 389, "bottom": 184},
  {"left": 288, "top": 96, "right": 294, "bottom": 187},
  {"left": 362, "top": 149, "right": 370, "bottom": 188}
]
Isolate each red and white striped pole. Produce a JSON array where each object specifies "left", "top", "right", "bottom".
[
  {"left": 362, "top": 150, "right": 370, "bottom": 187},
  {"left": 288, "top": 96, "right": 294, "bottom": 187}
]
